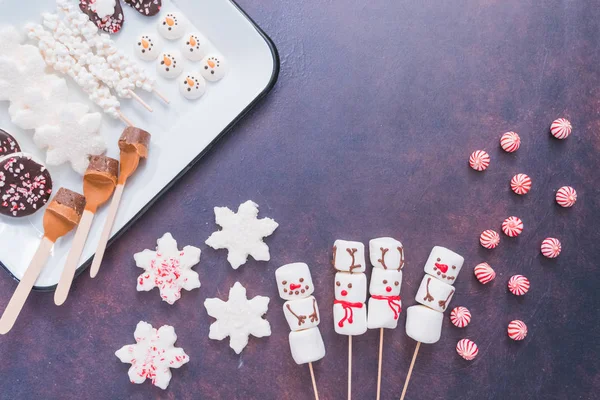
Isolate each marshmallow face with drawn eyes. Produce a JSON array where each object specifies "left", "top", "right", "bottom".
[
  {"left": 275, "top": 263, "right": 314, "bottom": 301},
  {"left": 181, "top": 33, "right": 207, "bottom": 61},
  {"left": 200, "top": 54, "right": 227, "bottom": 82},
  {"left": 178, "top": 73, "right": 206, "bottom": 100},
  {"left": 369, "top": 268, "right": 402, "bottom": 297},
  {"left": 334, "top": 272, "right": 367, "bottom": 303},
  {"left": 156, "top": 52, "right": 183, "bottom": 79},
  {"left": 157, "top": 12, "right": 186, "bottom": 40},
  {"left": 423, "top": 246, "right": 464, "bottom": 285},
  {"left": 134, "top": 34, "right": 161, "bottom": 61}
]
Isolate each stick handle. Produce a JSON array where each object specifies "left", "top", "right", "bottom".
[
  {"left": 54, "top": 210, "right": 95, "bottom": 305},
  {"left": 348, "top": 335, "right": 352, "bottom": 400},
  {"left": 400, "top": 342, "right": 421, "bottom": 400},
  {"left": 376, "top": 328, "right": 384, "bottom": 400},
  {"left": 90, "top": 184, "right": 124, "bottom": 278},
  {"left": 0, "top": 237, "right": 54, "bottom": 334},
  {"left": 128, "top": 90, "right": 153, "bottom": 112},
  {"left": 308, "top": 362, "right": 320, "bottom": 400},
  {"left": 152, "top": 88, "right": 170, "bottom": 104}
]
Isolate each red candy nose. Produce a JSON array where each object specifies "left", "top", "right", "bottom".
[
  {"left": 435, "top": 263, "right": 449, "bottom": 273},
  {"left": 289, "top": 283, "right": 301, "bottom": 291},
  {"left": 341, "top": 290, "right": 348, "bottom": 296},
  {"left": 386, "top": 286, "right": 392, "bottom": 292}
]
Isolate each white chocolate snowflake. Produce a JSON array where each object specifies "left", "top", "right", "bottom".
[
  {"left": 134, "top": 233, "right": 201, "bottom": 305},
  {"left": 34, "top": 103, "right": 106, "bottom": 174},
  {"left": 204, "top": 282, "right": 271, "bottom": 354},
  {"left": 205, "top": 200, "right": 278, "bottom": 269},
  {"left": 115, "top": 321, "right": 189, "bottom": 390}
]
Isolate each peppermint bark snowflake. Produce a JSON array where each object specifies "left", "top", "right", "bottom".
[
  {"left": 205, "top": 200, "right": 278, "bottom": 269},
  {"left": 204, "top": 282, "right": 271, "bottom": 354},
  {"left": 134, "top": 233, "right": 201, "bottom": 304},
  {"left": 115, "top": 321, "right": 189, "bottom": 390}
]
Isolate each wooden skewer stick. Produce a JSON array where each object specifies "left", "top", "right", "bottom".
[
  {"left": 348, "top": 335, "right": 353, "bottom": 400},
  {"left": 399, "top": 341, "right": 421, "bottom": 400},
  {"left": 376, "top": 328, "right": 384, "bottom": 400},
  {"left": 152, "top": 88, "right": 170, "bottom": 104},
  {"left": 128, "top": 90, "right": 153, "bottom": 112},
  {"left": 117, "top": 111, "right": 133, "bottom": 127},
  {"left": 308, "top": 362, "right": 320, "bottom": 400}
]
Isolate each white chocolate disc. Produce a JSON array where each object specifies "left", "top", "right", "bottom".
[
  {"left": 157, "top": 12, "right": 186, "bottom": 40},
  {"left": 180, "top": 33, "right": 207, "bottom": 61},
  {"left": 178, "top": 73, "right": 206, "bottom": 100},
  {"left": 156, "top": 52, "right": 183, "bottom": 79},
  {"left": 199, "top": 54, "right": 227, "bottom": 82},
  {"left": 134, "top": 34, "right": 160, "bottom": 61}
]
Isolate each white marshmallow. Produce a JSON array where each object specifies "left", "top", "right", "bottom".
[
  {"left": 178, "top": 73, "right": 206, "bottom": 100},
  {"left": 333, "top": 301, "right": 367, "bottom": 336},
  {"left": 405, "top": 305, "right": 443, "bottom": 344},
  {"left": 180, "top": 33, "right": 207, "bottom": 61},
  {"left": 369, "top": 268, "right": 402, "bottom": 296},
  {"left": 369, "top": 237, "right": 405, "bottom": 270},
  {"left": 199, "top": 54, "right": 228, "bottom": 82},
  {"left": 423, "top": 246, "right": 464, "bottom": 285},
  {"left": 275, "top": 263, "right": 315, "bottom": 301},
  {"left": 156, "top": 52, "right": 183, "bottom": 79},
  {"left": 415, "top": 274, "right": 455, "bottom": 313},
  {"left": 283, "top": 296, "right": 320, "bottom": 332},
  {"left": 367, "top": 296, "right": 402, "bottom": 329},
  {"left": 289, "top": 328, "right": 325, "bottom": 365},
  {"left": 157, "top": 12, "right": 186, "bottom": 40},
  {"left": 334, "top": 272, "right": 367, "bottom": 303},
  {"left": 333, "top": 240, "right": 365, "bottom": 273},
  {"left": 134, "top": 34, "right": 161, "bottom": 61}
]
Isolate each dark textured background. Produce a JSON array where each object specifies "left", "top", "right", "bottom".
[{"left": 1, "top": 0, "right": 599, "bottom": 399}]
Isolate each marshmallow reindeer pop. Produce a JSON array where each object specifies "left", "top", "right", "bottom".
[
  {"left": 367, "top": 238, "right": 405, "bottom": 400},
  {"left": 275, "top": 263, "right": 325, "bottom": 400},
  {"left": 332, "top": 240, "right": 368, "bottom": 400},
  {"left": 400, "top": 246, "right": 464, "bottom": 400}
]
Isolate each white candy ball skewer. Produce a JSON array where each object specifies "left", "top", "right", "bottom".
[
  {"left": 42, "top": 13, "right": 153, "bottom": 112},
  {"left": 26, "top": 24, "right": 131, "bottom": 126},
  {"left": 57, "top": 1, "right": 169, "bottom": 104}
]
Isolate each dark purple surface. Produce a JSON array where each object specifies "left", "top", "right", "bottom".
[{"left": 1, "top": 0, "right": 599, "bottom": 399}]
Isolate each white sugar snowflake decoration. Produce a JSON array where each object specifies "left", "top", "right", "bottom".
[
  {"left": 115, "top": 321, "right": 189, "bottom": 390},
  {"left": 205, "top": 200, "right": 278, "bottom": 269},
  {"left": 134, "top": 233, "right": 201, "bottom": 305},
  {"left": 204, "top": 282, "right": 271, "bottom": 354}
]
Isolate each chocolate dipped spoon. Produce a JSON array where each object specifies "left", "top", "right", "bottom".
[
  {"left": 90, "top": 127, "right": 150, "bottom": 278},
  {"left": 0, "top": 188, "right": 85, "bottom": 334},
  {"left": 55, "top": 156, "right": 119, "bottom": 305}
]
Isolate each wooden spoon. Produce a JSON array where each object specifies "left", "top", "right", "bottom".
[
  {"left": 0, "top": 188, "right": 85, "bottom": 334},
  {"left": 54, "top": 156, "right": 119, "bottom": 305},
  {"left": 90, "top": 127, "right": 151, "bottom": 278}
]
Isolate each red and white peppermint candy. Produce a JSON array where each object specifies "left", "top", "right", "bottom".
[
  {"left": 469, "top": 150, "right": 490, "bottom": 171},
  {"left": 500, "top": 131, "right": 520, "bottom": 153},
  {"left": 508, "top": 275, "right": 530, "bottom": 296},
  {"left": 541, "top": 237, "right": 561, "bottom": 258},
  {"left": 474, "top": 262, "right": 496, "bottom": 284},
  {"left": 456, "top": 339, "right": 478, "bottom": 360},
  {"left": 507, "top": 320, "right": 528, "bottom": 341},
  {"left": 502, "top": 216, "right": 523, "bottom": 237},
  {"left": 480, "top": 229, "right": 500, "bottom": 249},
  {"left": 550, "top": 118, "right": 572, "bottom": 139},
  {"left": 555, "top": 186, "right": 577, "bottom": 208},
  {"left": 511, "top": 173, "right": 531, "bottom": 195},
  {"left": 450, "top": 306, "right": 471, "bottom": 328}
]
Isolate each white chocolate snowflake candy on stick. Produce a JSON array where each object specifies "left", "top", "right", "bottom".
[
  {"left": 204, "top": 282, "right": 271, "bottom": 354},
  {"left": 133, "top": 233, "right": 201, "bottom": 304},
  {"left": 115, "top": 321, "right": 189, "bottom": 390}
]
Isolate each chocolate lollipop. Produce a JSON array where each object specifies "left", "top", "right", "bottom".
[
  {"left": 0, "top": 188, "right": 85, "bottom": 334},
  {"left": 124, "top": 0, "right": 161, "bottom": 16},
  {"left": 79, "top": 0, "right": 124, "bottom": 34},
  {"left": 90, "top": 127, "right": 150, "bottom": 278},
  {"left": 55, "top": 155, "right": 119, "bottom": 305},
  {"left": 0, "top": 129, "right": 21, "bottom": 156},
  {"left": 0, "top": 153, "right": 53, "bottom": 218}
]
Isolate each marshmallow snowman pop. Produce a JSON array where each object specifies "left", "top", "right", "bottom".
[
  {"left": 275, "top": 263, "right": 326, "bottom": 400},
  {"left": 332, "top": 240, "right": 368, "bottom": 400},
  {"left": 366, "top": 238, "right": 405, "bottom": 400},
  {"left": 399, "top": 246, "right": 464, "bottom": 400}
]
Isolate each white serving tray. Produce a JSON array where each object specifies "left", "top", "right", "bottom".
[{"left": 0, "top": 0, "right": 278, "bottom": 289}]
